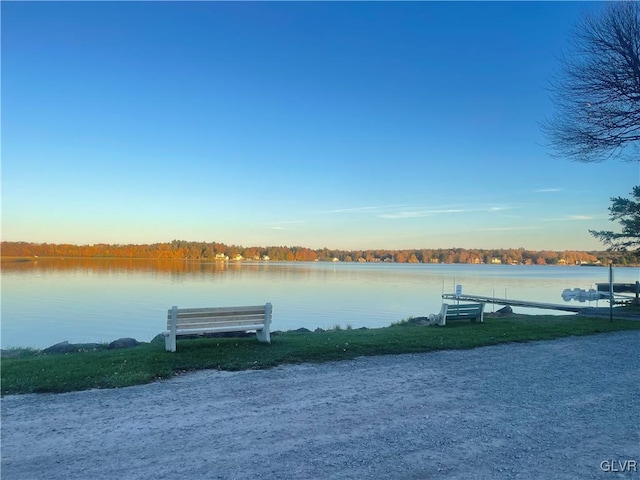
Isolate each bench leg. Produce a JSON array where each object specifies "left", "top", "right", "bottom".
[
  {"left": 256, "top": 302, "right": 272, "bottom": 343},
  {"left": 165, "top": 333, "right": 177, "bottom": 352},
  {"left": 438, "top": 304, "right": 448, "bottom": 326},
  {"left": 256, "top": 328, "right": 271, "bottom": 344},
  {"left": 166, "top": 306, "right": 178, "bottom": 352}
]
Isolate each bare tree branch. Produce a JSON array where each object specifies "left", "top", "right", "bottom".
[{"left": 541, "top": 1, "right": 640, "bottom": 163}]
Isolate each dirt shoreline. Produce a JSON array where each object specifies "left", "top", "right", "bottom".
[{"left": 2, "top": 331, "right": 639, "bottom": 480}]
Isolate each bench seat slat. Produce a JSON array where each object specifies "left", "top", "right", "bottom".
[
  {"left": 168, "top": 312, "right": 266, "bottom": 322},
  {"left": 174, "top": 326, "right": 265, "bottom": 333},
  {"left": 168, "top": 312, "right": 266, "bottom": 321},
  {"left": 168, "top": 320, "right": 267, "bottom": 330},
  {"left": 168, "top": 317, "right": 266, "bottom": 327},
  {"left": 167, "top": 306, "right": 266, "bottom": 316},
  {"left": 447, "top": 306, "right": 481, "bottom": 312},
  {"left": 168, "top": 326, "right": 265, "bottom": 336}
]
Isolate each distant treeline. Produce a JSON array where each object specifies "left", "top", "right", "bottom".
[{"left": 1, "top": 241, "right": 637, "bottom": 266}]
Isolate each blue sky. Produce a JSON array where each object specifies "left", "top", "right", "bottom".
[{"left": 2, "top": 1, "right": 638, "bottom": 251}]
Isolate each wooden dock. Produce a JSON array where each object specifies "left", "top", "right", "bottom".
[{"left": 441, "top": 294, "right": 584, "bottom": 313}]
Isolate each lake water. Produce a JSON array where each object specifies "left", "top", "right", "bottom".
[{"left": 1, "top": 258, "right": 638, "bottom": 349}]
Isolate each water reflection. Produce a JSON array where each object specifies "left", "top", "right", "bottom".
[{"left": 1, "top": 259, "right": 638, "bottom": 349}]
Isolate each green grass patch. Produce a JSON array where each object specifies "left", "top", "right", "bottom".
[{"left": 2, "top": 315, "right": 639, "bottom": 396}]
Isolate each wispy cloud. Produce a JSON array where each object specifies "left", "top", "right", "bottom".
[
  {"left": 264, "top": 220, "right": 306, "bottom": 230},
  {"left": 534, "top": 188, "right": 563, "bottom": 193},
  {"left": 480, "top": 226, "right": 542, "bottom": 232},
  {"left": 379, "top": 204, "right": 520, "bottom": 219},
  {"left": 379, "top": 209, "right": 465, "bottom": 219},
  {"left": 317, "top": 204, "right": 413, "bottom": 215},
  {"left": 542, "top": 215, "right": 593, "bottom": 222},
  {"left": 315, "top": 203, "right": 521, "bottom": 220}
]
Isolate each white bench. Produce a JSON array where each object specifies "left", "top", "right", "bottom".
[
  {"left": 438, "top": 303, "right": 484, "bottom": 326},
  {"left": 163, "top": 303, "right": 272, "bottom": 352}
]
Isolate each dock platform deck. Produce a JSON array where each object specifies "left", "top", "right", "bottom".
[{"left": 441, "top": 294, "right": 584, "bottom": 313}]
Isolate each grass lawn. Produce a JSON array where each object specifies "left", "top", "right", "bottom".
[{"left": 2, "top": 315, "right": 639, "bottom": 396}]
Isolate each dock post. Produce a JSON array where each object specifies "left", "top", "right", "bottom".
[{"left": 609, "top": 263, "right": 613, "bottom": 322}]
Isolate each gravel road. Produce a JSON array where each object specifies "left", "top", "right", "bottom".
[{"left": 2, "top": 331, "right": 639, "bottom": 480}]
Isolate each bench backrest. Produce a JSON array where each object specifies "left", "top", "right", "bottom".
[
  {"left": 167, "top": 304, "right": 271, "bottom": 331},
  {"left": 445, "top": 303, "right": 483, "bottom": 316}
]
